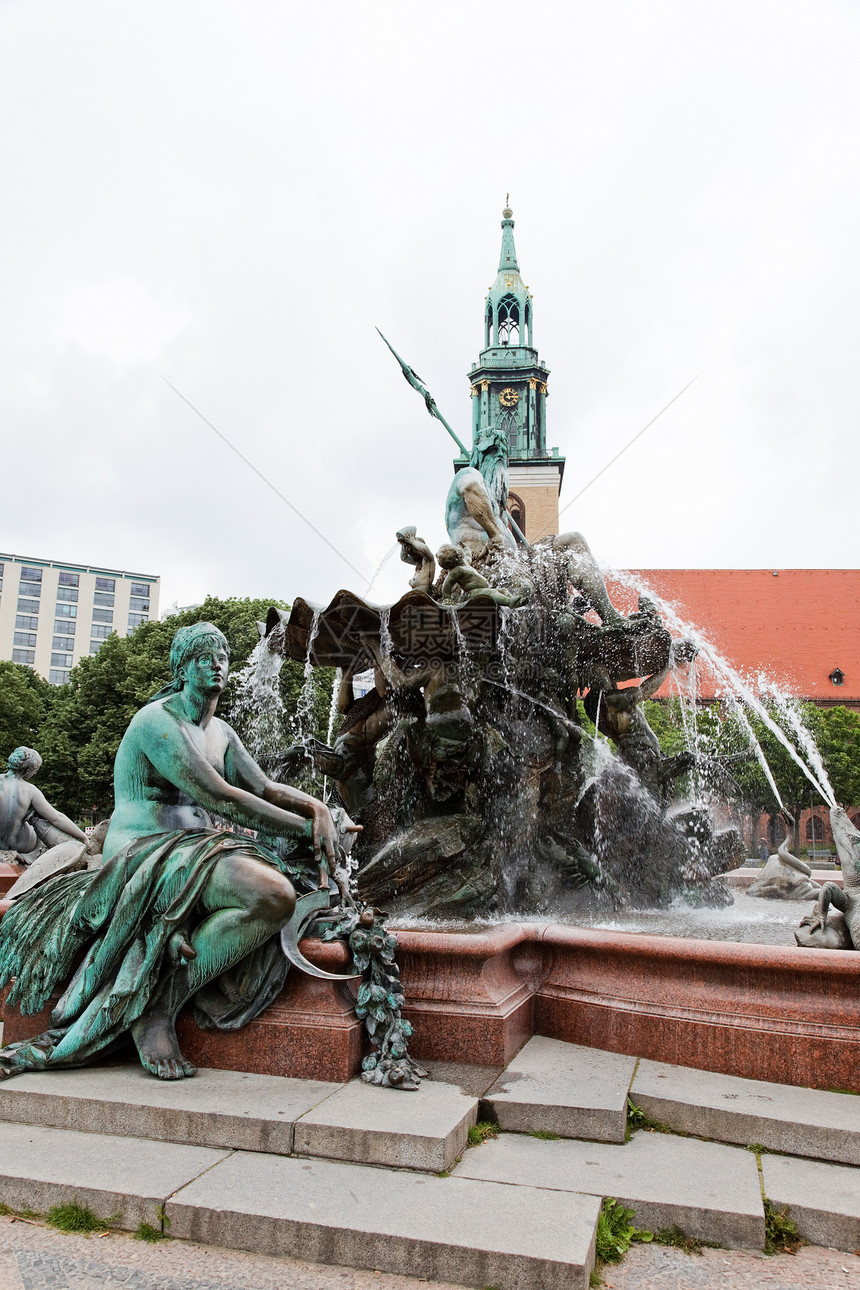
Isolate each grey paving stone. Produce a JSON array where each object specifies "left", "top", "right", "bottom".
[
  {"left": 453, "top": 1127, "right": 766, "bottom": 1249},
  {"left": 483, "top": 1035, "right": 636, "bottom": 1142},
  {"left": 761, "top": 1152, "right": 860, "bottom": 1252},
  {"left": 0, "top": 1064, "right": 341, "bottom": 1154},
  {"left": 294, "top": 1077, "right": 477, "bottom": 1171},
  {"left": 0, "top": 1121, "right": 230, "bottom": 1231},
  {"left": 166, "top": 1150, "right": 601, "bottom": 1290},
  {"left": 420, "top": 1060, "right": 503, "bottom": 1097},
  {"left": 631, "top": 1057, "right": 860, "bottom": 1165}
]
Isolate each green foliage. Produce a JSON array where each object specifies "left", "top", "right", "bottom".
[
  {"left": 594, "top": 1197, "right": 653, "bottom": 1264},
  {"left": 134, "top": 1220, "right": 169, "bottom": 1242},
  {"left": 0, "top": 661, "right": 54, "bottom": 769},
  {"left": 467, "top": 1120, "right": 499, "bottom": 1146},
  {"left": 0, "top": 1202, "right": 12, "bottom": 1216},
  {"left": 763, "top": 1197, "right": 805, "bottom": 1255},
  {"left": 653, "top": 1224, "right": 720, "bottom": 1254},
  {"left": 528, "top": 1129, "right": 562, "bottom": 1140},
  {"left": 626, "top": 1096, "right": 647, "bottom": 1138},
  {"left": 45, "top": 1200, "right": 110, "bottom": 1233},
  {"left": 33, "top": 596, "right": 334, "bottom": 819}
]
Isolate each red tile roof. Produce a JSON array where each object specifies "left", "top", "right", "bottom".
[{"left": 605, "top": 570, "right": 860, "bottom": 702}]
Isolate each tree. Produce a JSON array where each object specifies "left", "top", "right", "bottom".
[
  {"left": 817, "top": 706, "right": 860, "bottom": 808},
  {"left": 36, "top": 597, "right": 334, "bottom": 819},
  {"left": 0, "top": 661, "right": 55, "bottom": 768}
]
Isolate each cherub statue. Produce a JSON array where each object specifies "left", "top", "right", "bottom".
[{"left": 436, "top": 543, "right": 527, "bottom": 607}]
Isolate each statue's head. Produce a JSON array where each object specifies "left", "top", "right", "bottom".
[
  {"left": 7, "top": 746, "right": 42, "bottom": 779},
  {"left": 436, "top": 543, "right": 468, "bottom": 571},
  {"left": 170, "top": 622, "right": 230, "bottom": 689},
  {"left": 469, "top": 424, "right": 508, "bottom": 510}
]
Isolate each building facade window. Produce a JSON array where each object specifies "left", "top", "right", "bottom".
[
  {"left": 95, "top": 577, "right": 116, "bottom": 593},
  {"left": 127, "top": 613, "right": 149, "bottom": 629},
  {"left": 93, "top": 592, "right": 115, "bottom": 607},
  {"left": 17, "top": 598, "right": 40, "bottom": 615},
  {"left": 130, "top": 582, "right": 150, "bottom": 598},
  {"left": 49, "top": 669, "right": 70, "bottom": 684},
  {"left": 90, "top": 641, "right": 103, "bottom": 655},
  {"left": 90, "top": 624, "right": 113, "bottom": 640},
  {"left": 92, "top": 608, "right": 114, "bottom": 624},
  {"left": 53, "top": 635, "right": 75, "bottom": 651},
  {"left": 16, "top": 614, "right": 38, "bottom": 631},
  {"left": 58, "top": 571, "right": 80, "bottom": 587},
  {"left": 53, "top": 617, "right": 75, "bottom": 634},
  {"left": 20, "top": 567, "right": 42, "bottom": 583},
  {"left": 13, "top": 632, "right": 37, "bottom": 648},
  {"left": 51, "top": 652, "right": 73, "bottom": 668},
  {"left": 17, "top": 581, "right": 41, "bottom": 598},
  {"left": 56, "top": 586, "right": 78, "bottom": 603},
  {"left": 129, "top": 597, "right": 150, "bottom": 613},
  {"left": 12, "top": 649, "right": 35, "bottom": 665},
  {"left": 55, "top": 603, "right": 77, "bottom": 620}
]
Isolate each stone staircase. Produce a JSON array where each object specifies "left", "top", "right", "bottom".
[{"left": 0, "top": 1037, "right": 858, "bottom": 1289}]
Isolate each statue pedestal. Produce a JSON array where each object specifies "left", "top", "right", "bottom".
[
  {"left": 176, "top": 940, "right": 365, "bottom": 1083},
  {"left": 3, "top": 907, "right": 860, "bottom": 1093},
  {"left": 0, "top": 862, "right": 25, "bottom": 897}
]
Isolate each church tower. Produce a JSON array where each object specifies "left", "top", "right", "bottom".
[{"left": 464, "top": 201, "right": 565, "bottom": 541}]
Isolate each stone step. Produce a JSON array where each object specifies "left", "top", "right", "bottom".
[
  {"left": 761, "top": 1152, "right": 860, "bottom": 1253},
  {"left": 453, "top": 1126, "right": 766, "bottom": 1249},
  {"left": 482, "top": 1034, "right": 636, "bottom": 1142},
  {"left": 0, "top": 1120, "right": 230, "bottom": 1231},
  {"left": 630, "top": 1057, "right": 860, "bottom": 1165},
  {"left": 293, "top": 1074, "right": 477, "bottom": 1172},
  {"left": 0, "top": 1119, "right": 601, "bottom": 1290},
  {"left": 166, "top": 1147, "right": 601, "bottom": 1290},
  {"left": 0, "top": 1064, "right": 478, "bottom": 1172}
]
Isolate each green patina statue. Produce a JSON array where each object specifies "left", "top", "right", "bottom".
[{"left": 0, "top": 623, "right": 360, "bottom": 1082}]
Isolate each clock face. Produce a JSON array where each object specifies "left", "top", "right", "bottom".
[{"left": 499, "top": 387, "right": 519, "bottom": 408}]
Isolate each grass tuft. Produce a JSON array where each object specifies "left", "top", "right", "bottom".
[
  {"left": 653, "top": 1224, "right": 721, "bottom": 1254},
  {"left": 45, "top": 1201, "right": 110, "bottom": 1234},
  {"left": 467, "top": 1121, "right": 498, "bottom": 1147},
  {"left": 763, "top": 1197, "right": 805, "bottom": 1255},
  {"left": 134, "top": 1221, "right": 169, "bottom": 1243},
  {"left": 528, "top": 1129, "right": 562, "bottom": 1140}
]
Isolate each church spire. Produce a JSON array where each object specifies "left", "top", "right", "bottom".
[
  {"left": 498, "top": 196, "right": 519, "bottom": 271},
  {"left": 466, "top": 202, "right": 564, "bottom": 541},
  {"left": 485, "top": 198, "right": 531, "bottom": 349}
]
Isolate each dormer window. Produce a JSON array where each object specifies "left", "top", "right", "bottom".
[{"left": 830, "top": 668, "right": 845, "bottom": 686}]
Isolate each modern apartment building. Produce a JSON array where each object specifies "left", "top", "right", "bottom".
[{"left": 0, "top": 553, "right": 160, "bottom": 684}]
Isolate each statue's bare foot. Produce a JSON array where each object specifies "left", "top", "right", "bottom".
[{"left": 131, "top": 1013, "right": 196, "bottom": 1080}]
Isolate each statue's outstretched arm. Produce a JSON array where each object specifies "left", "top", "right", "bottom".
[
  {"left": 26, "top": 787, "right": 88, "bottom": 844},
  {"left": 635, "top": 665, "right": 671, "bottom": 702},
  {"left": 225, "top": 725, "right": 359, "bottom": 868},
  {"left": 143, "top": 712, "right": 310, "bottom": 841}
]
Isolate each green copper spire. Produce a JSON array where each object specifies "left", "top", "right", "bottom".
[
  {"left": 466, "top": 203, "right": 563, "bottom": 489},
  {"left": 498, "top": 195, "right": 519, "bottom": 271}
]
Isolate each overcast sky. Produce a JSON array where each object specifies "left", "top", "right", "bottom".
[{"left": 1, "top": 1, "right": 858, "bottom": 615}]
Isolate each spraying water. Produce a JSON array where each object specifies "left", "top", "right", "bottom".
[{"left": 607, "top": 567, "right": 833, "bottom": 807}]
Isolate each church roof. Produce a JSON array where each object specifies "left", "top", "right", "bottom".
[{"left": 605, "top": 569, "right": 860, "bottom": 702}]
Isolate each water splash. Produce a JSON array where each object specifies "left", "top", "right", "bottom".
[
  {"left": 608, "top": 567, "right": 832, "bottom": 808},
  {"left": 292, "top": 609, "right": 321, "bottom": 743},
  {"left": 760, "top": 679, "right": 836, "bottom": 808},
  {"left": 231, "top": 637, "right": 287, "bottom": 777}
]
